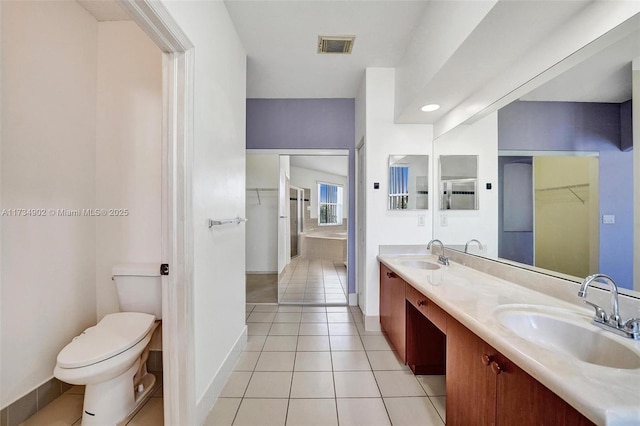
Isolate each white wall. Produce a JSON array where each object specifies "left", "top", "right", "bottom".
[
  {"left": 95, "top": 21, "right": 162, "bottom": 319},
  {"left": 1, "top": 1, "right": 98, "bottom": 407},
  {"left": 246, "top": 154, "right": 279, "bottom": 272},
  {"left": 160, "top": 2, "right": 247, "bottom": 422},
  {"left": 432, "top": 112, "right": 499, "bottom": 256},
  {"left": 362, "top": 68, "right": 433, "bottom": 326},
  {"left": 290, "top": 166, "right": 348, "bottom": 221}
]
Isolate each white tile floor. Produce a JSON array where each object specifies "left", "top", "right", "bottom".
[
  {"left": 204, "top": 304, "right": 446, "bottom": 426},
  {"left": 21, "top": 305, "right": 445, "bottom": 426},
  {"left": 277, "top": 259, "right": 348, "bottom": 304}
]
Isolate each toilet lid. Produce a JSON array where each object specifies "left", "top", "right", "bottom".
[{"left": 57, "top": 312, "right": 156, "bottom": 369}]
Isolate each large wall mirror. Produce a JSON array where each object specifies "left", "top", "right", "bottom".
[
  {"left": 433, "top": 17, "right": 639, "bottom": 292},
  {"left": 388, "top": 155, "right": 429, "bottom": 210}
]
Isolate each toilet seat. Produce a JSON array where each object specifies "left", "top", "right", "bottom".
[{"left": 57, "top": 312, "right": 156, "bottom": 369}]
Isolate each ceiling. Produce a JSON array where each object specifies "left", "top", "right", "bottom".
[
  {"left": 224, "top": 0, "right": 429, "bottom": 99},
  {"left": 78, "top": 0, "right": 638, "bottom": 125},
  {"left": 521, "top": 26, "right": 640, "bottom": 103}
]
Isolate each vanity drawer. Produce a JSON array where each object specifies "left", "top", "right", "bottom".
[
  {"left": 406, "top": 284, "right": 447, "bottom": 333},
  {"left": 428, "top": 301, "right": 447, "bottom": 333}
]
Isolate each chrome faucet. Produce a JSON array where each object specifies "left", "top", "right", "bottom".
[
  {"left": 464, "top": 239, "right": 484, "bottom": 253},
  {"left": 578, "top": 274, "right": 639, "bottom": 339},
  {"left": 427, "top": 239, "right": 449, "bottom": 265}
]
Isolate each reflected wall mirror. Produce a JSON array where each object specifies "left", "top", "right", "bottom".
[
  {"left": 439, "top": 155, "right": 478, "bottom": 210},
  {"left": 388, "top": 155, "right": 429, "bottom": 210}
]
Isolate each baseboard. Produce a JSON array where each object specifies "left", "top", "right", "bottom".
[
  {"left": 196, "top": 325, "right": 247, "bottom": 425},
  {"left": 1, "top": 377, "right": 72, "bottom": 426},
  {"left": 364, "top": 314, "right": 381, "bottom": 332},
  {"left": 348, "top": 293, "right": 358, "bottom": 306}
]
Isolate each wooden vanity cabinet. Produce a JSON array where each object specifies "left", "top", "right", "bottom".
[
  {"left": 379, "top": 264, "right": 406, "bottom": 362},
  {"left": 446, "top": 318, "right": 595, "bottom": 426}
]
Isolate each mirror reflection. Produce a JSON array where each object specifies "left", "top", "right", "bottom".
[
  {"left": 388, "top": 155, "right": 429, "bottom": 210},
  {"left": 433, "top": 20, "right": 638, "bottom": 291},
  {"left": 439, "top": 155, "right": 478, "bottom": 210},
  {"left": 500, "top": 154, "right": 602, "bottom": 279}
]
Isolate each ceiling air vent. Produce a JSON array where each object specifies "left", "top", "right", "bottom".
[{"left": 318, "top": 35, "right": 356, "bottom": 54}]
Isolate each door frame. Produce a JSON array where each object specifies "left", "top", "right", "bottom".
[
  {"left": 289, "top": 185, "right": 303, "bottom": 258},
  {"left": 116, "top": 1, "right": 195, "bottom": 423}
]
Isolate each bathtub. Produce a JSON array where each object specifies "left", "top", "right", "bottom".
[{"left": 300, "top": 229, "right": 347, "bottom": 262}]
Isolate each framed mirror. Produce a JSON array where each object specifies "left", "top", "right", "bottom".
[
  {"left": 388, "top": 155, "right": 429, "bottom": 210},
  {"left": 439, "top": 155, "right": 478, "bottom": 210}
]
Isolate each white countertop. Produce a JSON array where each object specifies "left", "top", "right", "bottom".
[{"left": 377, "top": 254, "right": 640, "bottom": 426}]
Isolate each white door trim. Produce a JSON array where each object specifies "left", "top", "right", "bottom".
[{"left": 115, "top": 1, "right": 195, "bottom": 424}]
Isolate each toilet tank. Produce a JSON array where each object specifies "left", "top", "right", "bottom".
[{"left": 112, "top": 263, "right": 162, "bottom": 319}]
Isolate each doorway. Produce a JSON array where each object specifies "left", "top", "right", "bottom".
[
  {"left": 246, "top": 149, "right": 351, "bottom": 306},
  {"left": 278, "top": 155, "right": 349, "bottom": 305}
]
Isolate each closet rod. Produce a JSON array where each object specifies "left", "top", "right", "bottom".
[{"left": 536, "top": 183, "right": 589, "bottom": 204}]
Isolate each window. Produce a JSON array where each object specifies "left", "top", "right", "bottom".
[
  {"left": 318, "top": 182, "right": 343, "bottom": 225},
  {"left": 389, "top": 166, "right": 409, "bottom": 209}
]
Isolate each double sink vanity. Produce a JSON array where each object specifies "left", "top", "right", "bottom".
[{"left": 377, "top": 246, "right": 640, "bottom": 426}]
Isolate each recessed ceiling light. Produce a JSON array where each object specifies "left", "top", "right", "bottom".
[{"left": 421, "top": 104, "right": 440, "bottom": 112}]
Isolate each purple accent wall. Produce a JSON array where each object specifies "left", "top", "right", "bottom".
[
  {"left": 498, "top": 100, "right": 633, "bottom": 289},
  {"left": 247, "top": 98, "right": 356, "bottom": 294}
]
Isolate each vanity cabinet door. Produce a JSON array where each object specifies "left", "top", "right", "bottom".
[
  {"left": 494, "top": 353, "right": 595, "bottom": 426},
  {"left": 447, "top": 317, "right": 596, "bottom": 426},
  {"left": 446, "top": 318, "right": 498, "bottom": 426},
  {"left": 379, "top": 264, "right": 406, "bottom": 361}
]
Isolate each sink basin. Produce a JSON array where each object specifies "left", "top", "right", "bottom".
[
  {"left": 399, "top": 260, "right": 440, "bottom": 270},
  {"left": 495, "top": 306, "right": 640, "bottom": 369}
]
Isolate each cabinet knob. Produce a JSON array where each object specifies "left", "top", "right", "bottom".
[
  {"left": 490, "top": 361, "right": 502, "bottom": 375},
  {"left": 386, "top": 271, "right": 398, "bottom": 279},
  {"left": 417, "top": 299, "right": 427, "bottom": 307},
  {"left": 481, "top": 353, "right": 491, "bottom": 366}
]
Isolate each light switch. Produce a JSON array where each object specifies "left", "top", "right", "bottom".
[{"left": 602, "top": 214, "right": 615, "bottom": 224}]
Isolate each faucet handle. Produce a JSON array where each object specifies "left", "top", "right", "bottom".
[
  {"left": 584, "top": 300, "right": 607, "bottom": 322},
  {"left": 624, "top": 318, "right": 640, "bottom": 333}
]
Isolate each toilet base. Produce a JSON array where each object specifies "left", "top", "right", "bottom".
[{"left": 81, "top": 361, "right": 157, "bottom": 426}]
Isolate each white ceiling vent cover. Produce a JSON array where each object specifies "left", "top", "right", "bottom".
[{"left": 318, "top": 36, "right": 356, "bottom": 54}]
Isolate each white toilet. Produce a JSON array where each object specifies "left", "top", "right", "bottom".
[{"left": 54, "top": 263, "right": 162, "bottom": 425}]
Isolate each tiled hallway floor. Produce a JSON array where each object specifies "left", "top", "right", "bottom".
[
  {"left": 278, "top": 259, "right": 348, "bottom": 305},
  {"left": 205, "top": 304, "right": 446, "bottom": 426}
]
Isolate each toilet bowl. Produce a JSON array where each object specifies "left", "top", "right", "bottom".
[{"left": 54, "top": 263, "right": 162, "bottom": 425}]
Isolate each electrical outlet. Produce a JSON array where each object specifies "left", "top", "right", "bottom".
[
  {"left": 440, "top": 215, "right": 448, "bottom": 226},
  {"left": 418, "top": 215, "right": 426, "bottom": 227}
]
